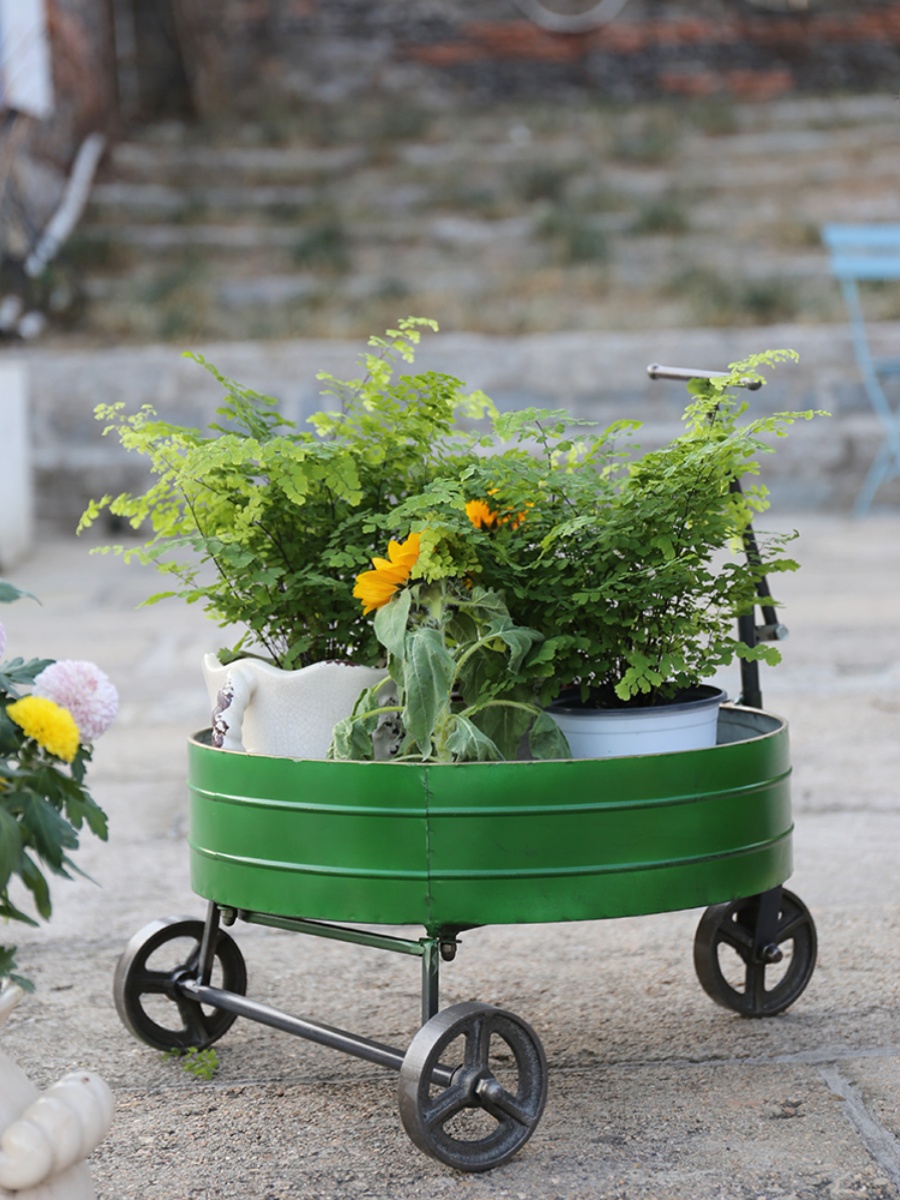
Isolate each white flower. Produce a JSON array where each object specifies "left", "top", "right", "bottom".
[
  {"left": 0, "top": 621, "right": 5, "bottom": 658},
  {"left": 33, "top": 660, "right": 118, "bottom": 742}
]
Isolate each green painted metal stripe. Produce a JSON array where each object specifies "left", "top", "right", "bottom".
[
  {"left": 188, "top": 826, "right": 791, "bottom": 882},
  {"left": 420, "top": 773, "right": 791, "bottom": 817},
  {"left": 187, "top": 768, "right": 790, "bottom": 818},
  {"left": 189, "top": 843, "right": 430, "bottom": 881},
  {"left": 423, "top": 828, "right": 793, "bottom": 880},
  {"left": 187, "top": 783, "right": 419, "bottom": 818}
]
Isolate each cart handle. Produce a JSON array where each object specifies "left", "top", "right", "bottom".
[{"left": 647, "top": 363, "right": 763, "bottom": 390}]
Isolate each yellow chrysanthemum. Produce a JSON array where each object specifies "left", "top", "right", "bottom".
[
  {"left": 353, "top": 532, "right": 422, "bottom": 615},
  {"left": 7, "top": 695, "right": 80, "bottom": 763}
]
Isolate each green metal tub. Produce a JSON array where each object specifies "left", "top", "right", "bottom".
[{"left": 187, "top": 705, "right": 792, "bottom": 933}]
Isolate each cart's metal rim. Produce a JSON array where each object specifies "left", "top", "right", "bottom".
[{"left": 189, "top": 703, "right": 786, "bottom": 765}]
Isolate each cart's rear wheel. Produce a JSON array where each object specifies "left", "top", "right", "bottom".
[
  {"left": 113, "top": 916, "right": 247, "bottom": 1051},
  {"left": 694, "top": 888, "right": 817, "bottom": 1017},
  {"left": 398, "top": 1001, "right": 547, "bottom": 1172}
]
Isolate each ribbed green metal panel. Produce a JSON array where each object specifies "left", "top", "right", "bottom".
[{"left": 187, "top": 706, "right": 792, "bottom": 932}]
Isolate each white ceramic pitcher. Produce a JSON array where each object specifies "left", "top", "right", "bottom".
[{"left": 202, "top": 655, "right": 388, "bottom": 759}]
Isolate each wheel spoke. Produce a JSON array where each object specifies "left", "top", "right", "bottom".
[
  {"left": 132, "top": 967, "right": 177, "bottom": 995},
  {"left": 476, "top": 1078, "right": 534, "bottom": 1128},
  {"left": 718, "top": 919, "right": 754, "bottom": 959},
  {"left": 776, "top": 911, "right": 809, "bottom": 942},
  {"left": 174, "top": 994, "right": 212, "bottom": 1044},
  {"left": 183, "top": 947, "right": 202, "bottom": 976},
  {"left": 745, "top": 960, "right": 768, "bottom": 1008},
  {"left": 423, "top": 1084, "right": 473, "bottom": 1132},
  {"left": 463, "top": 1010, "right": 492, "bottom": 1072}
]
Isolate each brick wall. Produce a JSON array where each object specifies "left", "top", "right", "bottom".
[
  {"left": 85, "top": 0, "right": 900, "bottom": 125},
  {"left": 192, "top": 0, "right": 900, "bottom": 111}
]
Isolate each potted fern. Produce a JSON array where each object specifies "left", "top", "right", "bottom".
[{"left": 330, "top": 348, "right": 817, "bottom": 761}]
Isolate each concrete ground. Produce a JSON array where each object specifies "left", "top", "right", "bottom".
[{"left": 2, "top": 512, "right": 899, "bottom": 1200}]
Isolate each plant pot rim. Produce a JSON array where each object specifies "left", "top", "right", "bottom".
[
  {"left": 203, "top": 653, "right": 381, "bottom": 677},
  {"left": 547, "top": 684, "right": 727, "bottom": 718}
]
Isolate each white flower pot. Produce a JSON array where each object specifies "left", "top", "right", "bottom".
[
  {"left": 546, "top": 686, "right": 726, "bottom": 760},
  {"left": 202, "top": 655, "right": 388, "bottom": 759},
  {"left": 0, "top": 985, "right": 114, "bottom": 1200}
]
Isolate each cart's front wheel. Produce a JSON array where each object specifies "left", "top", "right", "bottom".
[
  {"left": 398, "top": 1001, "right": 547, "bottom": 1172},
  {"left": 113, "top": 916, "right": 247, "bottom": 1051},
  {"left": 694, "top": 888, "right": 817, "bottom": 1017}
]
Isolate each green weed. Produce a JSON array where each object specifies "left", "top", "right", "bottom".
[{"left": 161, "top": 1046, "right": 220, "bottom": 1081}]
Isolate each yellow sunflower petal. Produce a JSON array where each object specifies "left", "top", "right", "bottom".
[
  {"left": 371, "top": 557, "right": 409, "bottom": 583},
  {"left": 387, "top": 532, "right": 421, "bottom": 570},
  {"left": 353, "top": 569, "right": 399, "bottom": 615}
]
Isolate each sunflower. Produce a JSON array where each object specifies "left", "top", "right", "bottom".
[{"left": 353, "top": 532, "right": 422, "bottom": 614}]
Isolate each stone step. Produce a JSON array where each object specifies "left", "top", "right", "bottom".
[
  {"left": 106, "top": 140, "right": 370, "bottom": 184},
  {"left": 79, "top": 223, "right": 315, "bottom": 250},
  {"left": 76, "top": 214, "right": 834, "bottom": 279},
  {"left": 88, "top": 181, "right": 319, "bottom": 218},
  {"left": 17, "top": 323, "right": 897, "bottom": 526},
  {"left": 63, "top": 90, "right": 900, "bottom": 344}
]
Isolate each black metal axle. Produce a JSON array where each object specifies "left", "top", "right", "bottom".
[{"left": 178, "top": 978, "right": 456, "bottom": 1086}]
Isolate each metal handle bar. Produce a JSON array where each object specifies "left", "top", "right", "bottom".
[
  {"left": 647, "top": 363, "right": 783, "bottom": 707},
  {"left": 647, "top": 363, "right": 763, "bottom": 390}
]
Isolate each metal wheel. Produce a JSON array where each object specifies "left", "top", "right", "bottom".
[
  {"left": 512, "top": 0, "right": 631, "bottom": 32},
  {"left": 694, "top": 888, "right": 817, "bottom": 1017},
  {"left": 398, "top": 1001, "right": 547, "bottom": 1172},
  {"left": 113, "top": 916, "right": 247, "bottom": 1052}
]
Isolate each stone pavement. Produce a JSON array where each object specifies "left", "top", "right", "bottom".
[{"left": 1, "top": 512, "right": 899, "bottom": 1200}]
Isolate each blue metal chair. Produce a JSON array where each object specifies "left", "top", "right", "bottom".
[{"left": 822, "top": 223, "right": 900, "bottom": 516}]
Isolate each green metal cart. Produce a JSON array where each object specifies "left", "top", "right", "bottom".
[
  {"left": 113, "top": 703, "right": 816, "bottom": 1172},
  {"left": 113, "top": 362, "right": 816, "bottom": 1172}
]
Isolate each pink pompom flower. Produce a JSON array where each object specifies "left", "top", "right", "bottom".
[{"left": 33, "top": 660, "right": 119, "bottom": 742}]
